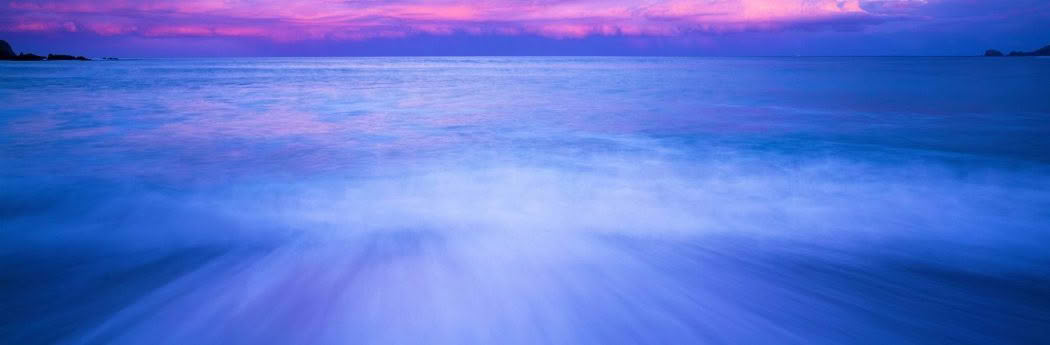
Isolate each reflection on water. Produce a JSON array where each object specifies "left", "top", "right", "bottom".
[{"left": 2, "top": 57, "right": 1050, "bottom": 344}]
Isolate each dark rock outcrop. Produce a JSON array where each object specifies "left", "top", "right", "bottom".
[
  {"left": 11, "top": 53, "right": 45, "bottom": 61},
  {"left": 0, "top": 40, "right": 14, "bottom": 59},
  {"left": 47, "top": 54, "right": 90, "bottom": 61},
  {"left": 2, "top": 39, "right": 94, "bottom": 61},
  {"left": 990, "top": 44, "right": 1050, "bottom": 57},
  {"left": 984, "top": 49, "right": 1004, "bottom": 57}
]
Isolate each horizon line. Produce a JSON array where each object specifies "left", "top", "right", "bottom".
[{"left": 4, "top": 54, "right": 1011, "bottom": 59}]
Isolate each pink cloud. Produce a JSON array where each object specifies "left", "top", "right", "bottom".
[
  {"left": 83, "top": 22, "right": 137, "bottom": 35},
  {"left": 143, "top": 26, "right": 215, "bottom": 37},
  {"left": 9, "top": 21, "right": 52, "bottom": 32},
  {"left": 1, "top": 0, "right": 929, "bottom": 40}
]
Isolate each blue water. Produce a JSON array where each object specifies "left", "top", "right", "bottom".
[{"left": 2, "top": 57, "right": 1050, "bottom": 344}]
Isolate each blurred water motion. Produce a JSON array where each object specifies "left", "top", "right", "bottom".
[{"left": 2, "top": 57, "right": 1050, "bottom": 344}]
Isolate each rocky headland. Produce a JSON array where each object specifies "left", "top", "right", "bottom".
[
  {"left": 1, "top": 40, "right": 99, "bottom": 61},
  {"left": 985, "top": 44, "right": 1050, "bottom": 57}
]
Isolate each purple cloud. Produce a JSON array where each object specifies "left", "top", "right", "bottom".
[{"left": 1, "top": 0, "right": 1047, "bottom": 56}]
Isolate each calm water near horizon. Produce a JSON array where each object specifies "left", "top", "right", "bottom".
[{"left": 2, "top": 57, "right": 1050, "bottom": 344}]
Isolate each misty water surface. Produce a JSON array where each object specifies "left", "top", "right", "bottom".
[{"left": 2, "top": 57, "right": 1050, "bottom": 344}]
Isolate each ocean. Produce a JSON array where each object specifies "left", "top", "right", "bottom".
[{"left": 2, "top": 57, "right": 1049, "bottom": 344}]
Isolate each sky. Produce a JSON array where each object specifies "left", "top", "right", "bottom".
[{"left": 1, "top": 0, "right": 1049, "bottom": 57}]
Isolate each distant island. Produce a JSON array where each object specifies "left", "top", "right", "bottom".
[
  {"left": 1, "top": 39, "right": 97, "bottom": 61},
  {"left": 984, "top": 44, "right": 1050, "bottom": 57}
]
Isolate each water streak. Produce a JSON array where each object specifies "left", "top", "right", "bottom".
[{"left": 2, "top": 57, "right": 1049, "bottom": 344}]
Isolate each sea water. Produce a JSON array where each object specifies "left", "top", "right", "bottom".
[{"left": 2, "top": 57, "right": 1049, "bottom": 344}]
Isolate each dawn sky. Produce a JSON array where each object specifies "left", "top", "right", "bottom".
[{"left": 2, "top": 0, "right": 1048, "bottom": 56}]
